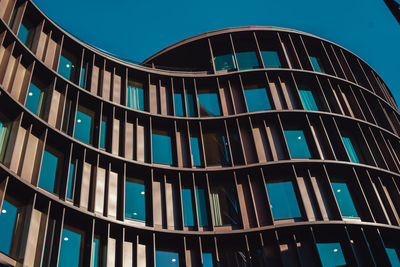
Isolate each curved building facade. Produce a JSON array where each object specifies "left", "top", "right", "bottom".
[{"left": 0, "top": 0, "right": 400, "bottom": 266}]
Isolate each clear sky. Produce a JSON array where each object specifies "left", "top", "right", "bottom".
[{"left": 33, "top": 0, "right": 400, "bottom": 103}]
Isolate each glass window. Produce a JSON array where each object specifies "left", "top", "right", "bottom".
[
  {"left": 196, "top": 186, "right": 209, "bottom": 227},
  {"left": 386, "top": 248, "right": 400, "bottom": 266},
  {"left": 26, "top": 82, "right": 45, "bottom": 116},
  {"left": 197, "top": 90, "right": 221, "bottom": 117},
  {"left": 59, "top": 227, "right": 83, "bottom": 267},
  {"left": 203, "top": 132, "right": 231, "bottom": 166},
  {"left": 174, "top": 92, "right": 184, "bottom": 117},
  {"left": 309, "top": 56, "right": 325, "bottom": 73},
  {"left": 74, "top": 107, "right": 94, "bottom": 144},
  {"left": 58, "top": 54, "right": 74, "bottom": 80},
  {"left": 261, "top": 51, "right": 281, "bottom": 68},
  {"left": 190, "top": 136, "right": 202, "bottom": 167},
  {"left": 203, "top": 252, "right": 214, "bottom": 267},
  {"left": 127, "top": 81, "right": 144, "bottom": 111},
  {"left": 80, "top": 66, "right": 86, "bottom": 88},
  {"left": 66, "top": 162, "right": 75, "bottom": 200},
  {"left": 331, "top": 181, "right": 358, "bottom": 218},
  {"left": 266, "top": 180, "right": 301, "bottom": 220},
  {"left": 0, "top": 117, "right": 11, "bottom": 162},
  {"left": 316, "top": 242, "right": 346, "bottom": 267},
  {"left": 17, "top": 21, "right": 34, "bottom": 47},
  {"left": 152, "top": 131, "right": 173, "bottom": 165},
  {"left": 156, "top": 250, "right": 179, "bottom": 267},
  {"left": 91, "top": 237, "right": 100, "bottom": 267},
  {"left": 38, "top": 148, "right": 60, "bottom": 193},
  {"left": 244, "top": 87, "right": 271, "bottom": 112},
  {"left": 284, "top": 130, "right": 312, "bottom": 159},
  {"left": 0, "top": 200, "right": 19, "bottom": 255},
  {"left": 125, "top": 178, "right": 146, "bottom": 221},
  {"left": 236, "top": 51, "right": 260, "bottom": 70},
  {"left": 185, "top": 88, "right": 196, "bottom": 117},
  {"left": 299, "top": 89, "right": 319, "bottom": 111},
  {"left": 341, "top": 136, "right": 360, "bottom": 163},
  {"left": 210, "top": 181, "right": 240, "bottom": 226},
  {"left": 182, "top": 188, "right": 195, "bottom": 227},
  {"left": 100, "top": 118, "right": 107, "bottom": 149},
  {"left": 214, "top": 54, "right": 236, "bottom": 71}
]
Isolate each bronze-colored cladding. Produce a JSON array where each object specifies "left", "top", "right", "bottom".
[{"left": 0, "top": 0, "right": 399, "bottom": 266}]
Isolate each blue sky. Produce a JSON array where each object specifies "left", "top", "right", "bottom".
[{"left": 33, "top": 0, "right": 400, "bottom": 103}]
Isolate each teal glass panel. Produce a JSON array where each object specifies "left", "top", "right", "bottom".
[
  {"left": 316, "top": 243, "right": 346, "bottom": 267},
  {"left": 127, "top": 85, "right": 144, "bottom": 111},
  {"left": 182, "top": 188, "right": 194, "bottom": 226},
  {"left": 152, "top": 133, "right": 173, "bottom": 165},
  {"left": 17, "top": 23, "right": 29, "bottom": 45},
  {"left": 66, "top": 163, "right": 75, "bottom": 199},
  {"left": 74, "top": 109, "right": 92, "bottom": 144},
  {"left": 91, "top": 237, "right": 100, "bottom": 267},
  {"left": 342, "top": 136, "right": 360, "bottom": 163},
  {"left": 203, "top": 252, "right": 214, "bottom": 267},
  {"left": 244, "top": 88, "right": 271, "bottom": 112},
  {"left": 156, "top": 250, "right": 179, "bottom": 267},
  {"left": 80, "top": 67, "right": 86, "bottom": 88},
  {"left": 310, "top": 56, "right": 325, "bottom": 73},
  {"left": 59, "top": 228, "right": 82, "bottom": 267},
  {"left": 284, "top": 130, "right": 312, "bottom": 159},
  {"left": 58, "top": 55, "right": 73, "bottom": 80},
  {"left": 196, "top": 187, "right": 208, "bottom": 227},
  {"left": 214, "top": 54, "right": 236, "bottom": 71},
  {"left": 185, "top": 89, "right": 196, "bottom": 117},
  {"left": 299, "top": 89, "right": 319, "bottom": 111},
  {"left": 100, "top": 119, "right": 106, "bottom": 149},
  {"left": 210, "top": 184, "right": 240, "bottom": 226},
  {"left": 198, "top": 91, "right": 221, "bottom": 116},
  {"left": 236, "top": 51, "right": 260, "bottom": 70},
  {"left": 331, "top": 182, "right": 358, "bottom": 218},
  {"left": 261, "top": 51, "right": 281, "bottom": 68},
  {"left": 125, "top": 179, "right": 146, "bottom": 221},
  {"left": 221, "top": 135, "right": 230, "bottom": 165},
  {"left": 26, "top": 82, "right": 43, "bottom": 115},
  {"left": 266, "top": 181, "right": 301, "bottom": 220},
  {"left": 0, "top": 200, "right": 18, "bottom": 255},
  {"left": 190, "top": 136, "right": 202, "bottom": 167},
  {"left": 174, "top": 92, "right": 184, "bottom": 116},
  {"left": 38, "top": 149, "right": 58, "bottom": 193},
  {"left": 386, "top": 248, "right": 400, "bottom": 267}
]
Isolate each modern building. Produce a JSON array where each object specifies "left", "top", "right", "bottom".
[{"left": 0, "top": 0, "right": 400, "bottom": 266}]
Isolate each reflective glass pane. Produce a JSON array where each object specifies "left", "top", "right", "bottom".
[
  {"left": 26, "top": 82, "right": 43, "bottom": 115},
  {"left": 203, "top": 132, "right": 231, "bottom": 166},
  {"left": 331, "top": 182, "right": 358, "bottom": 218},
  {"left": 59, "top": 228, "right": 82, "bottom": 267},
  {"left": 266, "top": 181, "right": 301, "bottom": 220},
  {"left": 261, "top": 51, "right": 281, "bottom": 68},
  {"left": 316, "top": 243, "right": 346, "bottom": 267},
  {"left": 196, "top": 187, "right": 208, "bottom": 227},
  {"left": 174, "top": 92, "right": 184, "bottom": 117},
  {"left": 66, "top": 163, "right": 75, "bottom": 200},
  {"left": 185, "top": 89, "right": 196, "bottom": 117},
  {"left": 156, "top": 250, "right": 179, "bottom": 267},
  {"left": 299, "top": 89, "right": 319, "bottom": 111},
  {"left": 0, "top": 119, "right": 10, "bottom": 162},
  {"left": 80, "top": 67, "right": 86, "bottom": 88},
  {"left": 190, "top": 136, "right": 202, "bottom": 167},
  {"left": 244, "top": 88, "right": 271, "bottom": 112},
  {"left": 310, "top": 56, "right": 325, "bottom": 73},
  {"left": 38, "top": 149, "right": 59, "bottom": 193},
  {"left": 198, "top": 91, "right": 221, "bottom": 117},
  {"left": 17, "top": 23, "right": 29, "bottom": 45},
  {"left": 210, "top": 183, "right": 240, "bottom": 226},
  {"left": 284, "top": 130, "right": 311, "bottom": 159},
  {"left": 100, "top": 119, "right": 106, "bottom": 149},
  {"left": 386, "top": 248, "right": 400, "bottom": 267},
  {"left": 74, "top": 108, "right": 93, "bottom": 144},
  {"left": 125, "top": 179, "right": 146, "bottom": 221},
  {"left": 182, "top": 188, "right": 194, "bottom": 226},
  {"left": 91, "top": 237, "right": 100, "bottom": 267},
  {"left": 342, "top": 136, "right": 360, "bottom": 163},
  {"left": 236, "top": 51, "right": 260, "bottom": 70},
  {"left": 58, "top": 55, "right": 73, "bottom": 80},
  {"left": 127, "top": 84, "right": 144, "bottom": 111},
  {"left": 0, "top": 200, "right": 18, "bottom": 255},
  {"left": 152, "top": 132, "right": 173, "bottom": 165},
  {"left": 203, "top": 252, "right": 214, "bottom": 267},
  {"left": 214, "top": 54, "right": 236, "bottom": 71}
]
